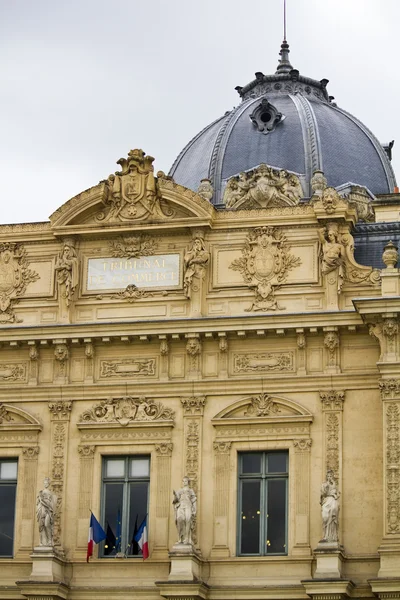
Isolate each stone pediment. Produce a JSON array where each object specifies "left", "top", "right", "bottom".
[
  {"left": 77, "top": 395, "right": 175, "bottom": 428},
  {"left": 49, "top": 149, "right": 214, "bottom": 230},
  {"left": 0, "top": 402, "right": 42, "bottom": 430},
  {"left": 212, "top": 393, "right": 313, "bottom": 422}
]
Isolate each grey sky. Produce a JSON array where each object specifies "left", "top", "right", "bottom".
[{"left": 1, "top": 0, "right": 399, "bottom": 224}]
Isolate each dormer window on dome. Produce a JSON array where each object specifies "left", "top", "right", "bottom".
[{"left": 249, "top": 98, "right": 285, "bottom": 134}]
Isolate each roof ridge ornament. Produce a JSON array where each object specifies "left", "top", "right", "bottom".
[{"left": 275, "top": 38, "right": 293, "bottom": 74}]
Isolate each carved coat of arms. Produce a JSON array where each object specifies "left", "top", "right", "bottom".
[
  {"left": 0, "top": 243, "right": 39, "bottom": 323},
  {"left": 230, "top": 226, "right": 301, "bottom": 312},
  {"left": 98, "top": 149, "right": 173, "bottom": 222}
]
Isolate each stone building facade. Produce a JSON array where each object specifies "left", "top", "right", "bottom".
[{"left": 1, "top": 43, "right": 400, "bottom": 600}]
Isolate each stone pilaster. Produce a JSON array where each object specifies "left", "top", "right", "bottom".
[
  {"left": 211, "top": 441, "right": 231, "bottom": 557},
  {"left": 160, "top": 336, "right": 169, "bottom": 381},
  {"left": 84, "top": 340, "right": 94, "bottom": 382},
  {"left": 16, "top": 447, "right": 40, "bottom": 556},
  {"left": 153, "top": 442, "right": 173, "bottom": 557},
  {"left": 296, "top": 329, "right": 307, "bottom": 375},
  {"left": 53, "top": 342, "right": 69, "bottom": 384},
  {"left": 48, "top": 401, "right": 72, "bottom": 552},
  {"left": 293, "top": 439, "right": 312, "bottom": 556},
  {"left": 218, "top": 334, "right": 228, "bottom": 378},
  {"left": 75, "top": 445, "right": 95, "bottom": 551},
  {"left": 323, "top": 329, "right": 340, "bottom": 374},
  {"left": 186, "top": 336, "right": 201, "bottom": 380},
  {"left": 28, "top": 342, "right": 39, "bottom": 385},
  {"left": 181, "top": 396, "right": 206, "bottom": 549}
]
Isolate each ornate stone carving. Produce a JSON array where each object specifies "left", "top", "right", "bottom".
[
  {"left": 0, "top": 363, "right": 27, "bottom": 381},
  {"left": 172, "top": 476, "right": 197, "bottom": 546},
  {"left": 183, "top": 237, "right": 210, "bottom": 298},
  {"left": 213, "top": 441, "right": 232, "bottom": 454},
  {"left": 79, "top": 396, "right": 174, "bottom": 425},
  {"left": 55, "top": 241, "right": 79, "bottom": 307},
  {"left": 78, "top": 445, "right": 95, "bottom": 457},
  {"left": 245, "top": 393, "right": 281, "bottom": 417},
  {"left": 186, "top": 339, "right": 201, "bottom": 370},
  {"left": 0, "top": 242, "right": 39, "bottom": 323},
  {"left": 311, "top": 170, "right": 327, "bottom": 196},
  {"left": 197, "top": 178, "right": 213, "bottom": 201},
  {"left": 320, "top": 187, "right": 340, "bottom": 214},
  {"left": 320, "top": 470, "right": 340, "bottom": 543},
  {"left": 344, "top": 185, "right": 375, "bottom": 222},
  {"left": 320, "top": 390, "right": 345, "bottom": 411},
  {"left": 0, "top": 403, "right": 13, "bottom": 423},
  {"left": 48, "top": 401, "right": 72, "bottom": 420},
  {"left": 22, "top": 446, "right": 40, "bottom": 458},
  {"left": 160, "top": 339, "right": 169, "bottom": 356},
  {"left": 324, "top": 331, "right": 339, "bottom": 367},
  {"left": 155, "top": 442, "right": 173, "bottom": 456},
  {"left": 383, "top": 241, "right": 399, "bottom": 268},
  {"left": 181, "top": 396, "right": 206, "bottom": 416},
  {"left": 109, "top": 234, "right": 158, "bottom": 258},
  {"left": 386, "top": 403, "right": 400, "bottom": 533},
  {"left": 36, "top": 477, "right": 57, "bottom": 547},
  {"left": 219, "top": 336, "right": 228, "bottom": 353},
  {"left": 326, "top": 414, "right": 339, "bottom": 479},
  {"left": 380, "top": 379, "right": 400, "bottom": 400},
  {"left": 85, "top": 342, "right": 94, "bottom": 360},
  {"left": 293, "top": 439, "right": 312, "bottom": 452},
  {"left": 100, "top": 358, "right": 156, "bottom": 378},
  {"left": 249, "top": 98, "right": 284, "bottom": 134},
  {"left": 29, "top": 345, "right": 39, "bottom": 361},
  {"left": 233, "top": 352, "right": 294, "bottom": 372},
  {"left": 383, "top": 318, "right": 399, "bottom": 340},
  {"left": 97, "top": 149, "right": 173, "bottom": 222},
  {"left": 223, "top": 164, "right": 303, "bottom": 210},
  {"left": 54, "top": 344, "right": 69, "bottom": 363},
  {"left": 230, "top": 226, "right": 301, "bottom": 311},
  {"left": 111, "top": 284, "right": 153, "bottom": 302}
]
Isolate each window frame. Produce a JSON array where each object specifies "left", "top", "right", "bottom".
[
  {"left": 100, "top": 454, "right": 150, "bottom": 558},
  {"left": 0, "top": 458, "right": 18, "bottom": 558},
  {"left": 237, "top": 451, "right": 288, "bottom": 557}
]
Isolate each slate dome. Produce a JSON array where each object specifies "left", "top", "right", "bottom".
[{"left": 169, "top": 42, "right": 396, "bottom": 204}]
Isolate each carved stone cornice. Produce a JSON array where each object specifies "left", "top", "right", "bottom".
[
  {"left": 78, "top": 445, "right": 95, "bottom": 458},
  {"left": 213, "top": 441, "right": 232, "bottom": 454},
  {"left": 380, "top": 379, "right": 400, "bottom": 400},
  {"left": 48, "top": 401, "right": 72, "bottom": 421},
  {"left": 155, "top": 442, "right": 173, "bottom": 456},
  {"left": 293, "top": 439, "right": 312, "bottom": 452},
  {"left": 181, "top": 396, "right": 206, "bottom": 416},
  {"left": 320, "top": 391, "right": 345, "bottom": 411}
]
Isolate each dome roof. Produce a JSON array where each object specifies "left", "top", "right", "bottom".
[{"left": 169, "top": 42, "right": 396, "bottom": 204}]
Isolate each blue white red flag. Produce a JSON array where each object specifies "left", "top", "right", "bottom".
[
  {"left": 134, "top": 516, "right": 149, "bottom": 560},
  {"left": 87, "top": 512, "right": 106, "bottom": 562}
]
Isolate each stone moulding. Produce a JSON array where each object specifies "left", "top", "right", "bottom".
[
  {"left": 233, "top": 352, "right": 294, "bottom": 373},
  {"left": 0, "top": 402, "right": 42, "bottom": 430},
  {"left": 212, "top": 394, "right": 313, "bottom": 424},
  {"left": 77, "top": 396, "right": 175, "bottom": 427}
]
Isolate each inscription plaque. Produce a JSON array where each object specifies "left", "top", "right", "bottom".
[{"left": 87, "top": 254, "right": 180, "bottom": 291}]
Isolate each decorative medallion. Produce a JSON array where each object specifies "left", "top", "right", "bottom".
[
  {"left": 79, "top": 396, "right": 174, "bottom": 425},
  {"left": 0, "top": 242, "right": 39, "bottom": 323},
  {"left": 223, "top": 164, "right": 303, "bottom": 210},
  {"left": 109, "top": 234, "right": 158, "bottom": 259},
  {"left": 97, "top": 149, "right": 174, "bottom": 222},
  {"left": 249, "top": 98, "right": 284, "bottom": 134},
  {"left": 230, "top": 226, "right": 301, "bottom": 311}
]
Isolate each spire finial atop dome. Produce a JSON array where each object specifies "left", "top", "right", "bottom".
[{"left": 276, "top": 0, "right": 293, "bottom": 74}]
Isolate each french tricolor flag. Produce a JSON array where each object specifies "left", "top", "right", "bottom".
[
  {"left": 87, "top": 512, "right": 106, "bottom": 562},
  {"left": 134, "top": 516, "right": 149, "bottom": 560}
]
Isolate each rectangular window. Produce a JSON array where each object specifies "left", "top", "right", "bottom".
[
  {"left": 0, "top": 459, "right": 18, "bottom": 557},
  {"left": 101, "top": 456, "right": 149, "bottom": 557},
  {"left": 238, "top": 451, "right": 288, "bottom": 556}
]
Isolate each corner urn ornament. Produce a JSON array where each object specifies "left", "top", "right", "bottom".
[
  {"left": 0, "top": 243, "right": 39, "bottom": 323},
  {"left": 230, "top": 226, "right": 301, "bottom": 312},
  {"left": 97, "top": 149, "right": 173, "bottom": 222}
]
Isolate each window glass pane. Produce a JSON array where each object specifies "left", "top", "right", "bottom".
[
  {"left": 130, "top": 458, "right": 149, "bottom": 478},
  {"left": 240, "top": 480, "right": 261, "bottom": 554},
  {"left": 106, "top": 459, "right": 125, "bottom": 478},
  {"left": 267, "top": 453, "right": 287, "bottom": 473},
  {"left": 241, "top": 453, "right": 262, "bottom": 474},
  {"left": 103, "top": 483, "right": 124, "bottom": 555},
  {"left": 128, "top": 481, "right": 148, "bottom": 555},
  {"left": 0, "top": 484, "right": 16, "bottom": 556},
  {"left": 267, "top": 479, "right": 287, "bottom": 553},
  {"left": 0, "top": 462, "right": 17, "bottom": 480}
]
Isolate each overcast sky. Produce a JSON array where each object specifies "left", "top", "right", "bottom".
[{"left": 1, "top": 0, "right": 399, "bottom": 225}]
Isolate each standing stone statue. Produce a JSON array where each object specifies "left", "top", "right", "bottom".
[
  {"left": 320, "top": 470, "right": 340, "bottom": 543},
  {"left": 183, "top": 237, "right": 210, "bottom": 299},
  {"left": 173, "top": 476, "right": 197, "bottom": 545},
  {"left": 55, "top": 242, "right": 79, "bottom": 307},
  {"left": 36, "top": 477, "right": 57, "bottom": 547}
]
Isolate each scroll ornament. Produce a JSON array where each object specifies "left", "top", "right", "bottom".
[
  {"left": 97, "top": 149, "right": 174, "bottom": 222},
  {"left": 230, "top": 226, "right": 301, "bottom": 312},
  {"left": 223, "top": 164, "right": 303, "bottom": 210},
  {"left": 0, "top": 242, "right": 39, "bottom": 323},
  {"left": 79, "top": 396, "right": 175, "bottom": 426}
]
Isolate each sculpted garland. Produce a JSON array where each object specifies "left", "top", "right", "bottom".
[{"left": 0, "top": 242, "right": 39, "bottom": 323}]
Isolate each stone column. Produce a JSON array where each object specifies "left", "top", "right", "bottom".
[
  {"left": 211, "top": 441, "right": 231, "bottom": 557},
  {"left": 75, "top": 445, "right": 95, "bottom": 552},
  {"left": 181, "top": 396, "right": 206, "bottom": 549},
  {"left": 16, "top": 447, "right": 40, "bottom": 556},
  {"left": 48, "top": 401, "right": 72, "bottom": 553},
  {"left": 153, "top": 442, "right": 173, "bottom": 558},
  {"left": 377, "top": 379, "right": 400, "bottom": 577},
  {"left": 292, "top": 439, "right": 312, "bottom": 556}
]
